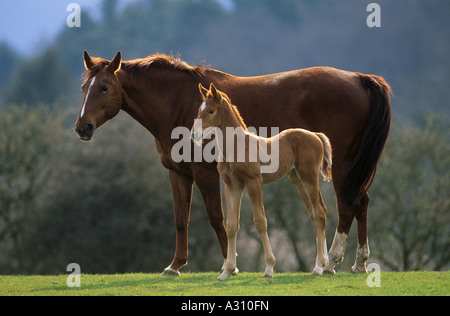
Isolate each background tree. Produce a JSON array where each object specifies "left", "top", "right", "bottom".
[
  {"left": 369, "top": 119, "right": 450, "bottom": 271},
  {"left": 0, "top": 105, "right": 61, "bottom": 272},
  {"left": 3, "top": 49, "right": 71, "bottom": 106}
]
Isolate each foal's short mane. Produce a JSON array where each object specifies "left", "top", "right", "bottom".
[
  {"left": 207, "top": 90, "right": 248, "bottom": 130},
  {"left": 229, "top": 103, "right": 248, "bottom": 130},
  {"left": 82, "top": 52, "right": 206, "bottom": 86}
]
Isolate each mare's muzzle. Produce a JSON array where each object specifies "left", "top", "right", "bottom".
[{"left": 76, "top": 123, "right": 95, "bottom": 141}]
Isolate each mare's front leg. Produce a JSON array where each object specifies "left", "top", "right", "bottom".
[
  {"left": 194, "top": 169, "right": 229, "bottom": 271},
  {"left": 218, "top": 184, "right": 244, "bottom": 281},
  {"left": 246, "top": 179, "right": 276, "bottom": 278},
  {"left": 162, "top": 170, "right": 194, "bottom": 276}
]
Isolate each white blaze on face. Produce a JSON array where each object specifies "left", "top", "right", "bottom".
[
  {"left": 81, "top": 76, "right": 96, "bottom": 118},
  {"left": 200, "top": 101, "right": 206, "bottom": 113}
]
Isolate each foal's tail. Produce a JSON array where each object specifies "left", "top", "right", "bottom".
[{"left": 316, "top": 133, "right": 333, "bottom": 182}]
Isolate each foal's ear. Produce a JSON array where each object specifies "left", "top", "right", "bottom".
[
  {"left": 209, "top": 83, "right": 221, "bottom": 100},
  {"left": 198, "top": 84, "right": 208, "bottom": 99},
  {"left": 84, "top": 50, "right": 95, "bottom": 70},
  {"left": 107, "top": 51, "right": 122, "bottom": 74}
]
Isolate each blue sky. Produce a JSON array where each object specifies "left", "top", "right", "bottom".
[{"left": 0, "top": 0, "right": 233, "bottom": 56}]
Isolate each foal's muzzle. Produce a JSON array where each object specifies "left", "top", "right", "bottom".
[
  {"left": 76, "top": 123, "right": 95, "bottom": 141},
  {"left": 191, "top": 130, "right": 203, "bottom": 145}
]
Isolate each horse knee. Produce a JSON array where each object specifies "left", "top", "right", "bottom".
[
  {"left": 254, "top": 217, "right": 268, "bottom": 235},
  {"left": 227, "top": 222, "right": 239, "bottom": 237},
  {"left": 310, "top": 207, "right": 327, "bottom": 229},
  {"left": 174, "top": 216, "right": 189, "bottom": 232}
]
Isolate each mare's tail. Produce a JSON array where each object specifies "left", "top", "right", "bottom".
[
  {"left": 341, "top": 74, "right": 392, "bottom": 204},
  {"left": 316, "top": 133, "right": 333, "bottom": 182}
]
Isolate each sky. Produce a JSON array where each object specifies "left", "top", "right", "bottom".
[{"left": 0, "top": 0, "right": 233, "bottom": 57}]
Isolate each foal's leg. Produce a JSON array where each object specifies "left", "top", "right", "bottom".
[
  {"left": 218, "top": 184, "right": 244, "bottom": 281},
  {"left": 246, "top": 179, "right": 276, "bottom": 278},
  {"left": 289, "top": 170, "right": 328, "bottom": 276}
]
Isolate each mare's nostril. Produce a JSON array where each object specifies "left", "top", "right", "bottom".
[{"left": 85, "top": 123, "right": 94, "bottom": 135}]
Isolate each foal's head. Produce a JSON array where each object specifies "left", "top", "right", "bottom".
[
  {"left": 197, "top": 83, "right": 226, "bottom": 128},
  {"left": 191, "top": 83, "right": 229, "bottom": 143},
  {"left": 75, "top": 51, "right": 123, "bottom": 141}
]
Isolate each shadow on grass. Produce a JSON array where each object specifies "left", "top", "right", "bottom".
[{"left": 33, "top": 272, "right": 353, "bottom": 294}]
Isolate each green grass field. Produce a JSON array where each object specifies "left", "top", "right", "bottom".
[{"left": 0, "top": 272, "right": 448, "bottom": 296}]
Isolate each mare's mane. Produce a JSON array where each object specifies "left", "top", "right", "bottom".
[{"left": 83, "top": 52, "right": 206, "bottom": 86}]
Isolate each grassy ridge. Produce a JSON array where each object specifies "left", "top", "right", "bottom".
[{"left": 0, "top": 272, "right": 448, "bottom": 296}]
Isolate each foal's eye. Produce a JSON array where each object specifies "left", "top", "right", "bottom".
[
  {"left": 209, "top": 110, "right": 215, "bottom": 115},
  {"left": 101, "top": 86, "right": 109, "bottom": 94}
]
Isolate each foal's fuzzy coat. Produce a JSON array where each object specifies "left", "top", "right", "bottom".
[{"left": 192, "top": 84, "right": 332, "bottom": 280}]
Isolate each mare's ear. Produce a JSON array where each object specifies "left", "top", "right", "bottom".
[
  {"left": 107, "top": 51, "right": 122, "bottom": 74},
  {"left": 84, "top": 50, "right": 95, "bottom": 70},
  {"left": 199, "top": 84, "right": 208, "bottom": 99},
  {"left": 209, "top": 83, "right": 221, "bottom": 101}
]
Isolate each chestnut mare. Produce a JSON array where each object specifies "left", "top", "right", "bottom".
[
  {"left": 192, "top": 83, "right": 332, "bottom": 280},
  {"left": 75, "top": 51, "right": 392, "bottom": 276}
]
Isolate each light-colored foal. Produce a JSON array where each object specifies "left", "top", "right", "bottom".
[{"left": 192, "top": 84, "right": 332, "bottom": 280}]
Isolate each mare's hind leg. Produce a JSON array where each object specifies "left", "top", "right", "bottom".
[
  {"left": 352, "top": 192, "right": 370, "bottom": 273},
  {"left": 246, "top": 179, "right": 276, "bottom": 278},
  {"left": 324, "top": 192, "right": 370, "bottom": 274},
  {"left": 288, "top": 170, "right": 328, "bottom": 276}
]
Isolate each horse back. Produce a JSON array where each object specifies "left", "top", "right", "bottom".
[{"left": 215, "top": 67, "right": 370, "bottom": 162}]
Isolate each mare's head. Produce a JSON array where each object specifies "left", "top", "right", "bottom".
[{"left": 75, "top": 51, "right": 123, "bottom": 141}]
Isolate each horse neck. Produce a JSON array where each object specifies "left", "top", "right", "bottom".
[
  {"left": 221, "top": 101, "right": 247, "bottom": 130},
  {"left": 117, "top": 67, "right": 197, "bottom": 142},
  {"left": 217, "top": 104, "right": 252, "bottom": 163}
]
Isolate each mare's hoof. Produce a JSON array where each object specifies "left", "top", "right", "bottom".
[
  {"left": 161, "top": 266, "right": 181, "bottom": 276},
  {"left": 351, "top": 264, "right": 368, "bottom": 274},
  {"left": 323, "top": 267, "right": 337, "bottom": 275}
]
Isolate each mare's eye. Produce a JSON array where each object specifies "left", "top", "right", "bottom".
[
  {"left": 101, "top": 86, "right": 109, "bottom": 94},
  {"left": 209, "top": 110, "right": 215, "bottom": 115}
]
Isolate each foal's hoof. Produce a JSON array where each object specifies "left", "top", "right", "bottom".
[
  {"left": 220, "top": 264, "right": 239, "bottom": 276},
  {"left": 264, "top": 266, "right": 274, "bottom": 278},
  {"left": 217, "top": 272, "right": 230, "bottom": 281},
  {"left": 161, "top": 266, "right": 181, "bottom": 276},
  {"left": 312, "top": 266, "right": 324, "bottom": 276},
  {"left": 217, "top": 267, "right": 239, "bottom": 281}
]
